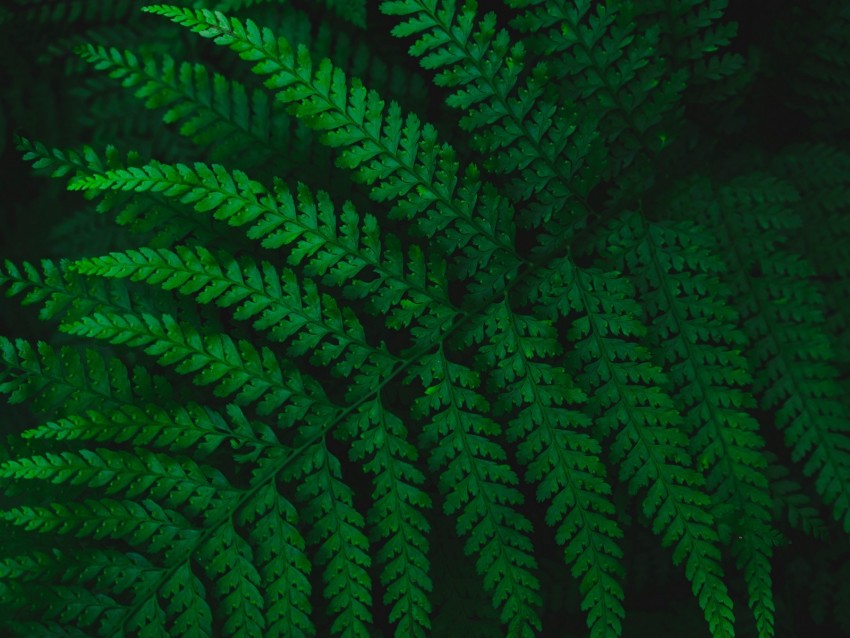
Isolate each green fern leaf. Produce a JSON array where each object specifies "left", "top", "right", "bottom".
[
  {"left": 602, "top": 211, "right": 776, "bottom": 637},
  {"left": 66, "top": 160, "right": 457, "bottom": 338},
  {"left": 76, "top": 44, "right": 296, "bottom": 172},
  {"left": 70, "top": 246, "right": 399, "bottom": 396},
  {"left": 702, "top": 175, "right": 850, "bottom": 534},
  {"left": 0, "top": 337, "right": 172, "bottom": 417},
  {"left": 285, "top": 433, "right": 374, "bottom": 637},
  {"left": 4, "top": 1, "right": 850, "bottom": 636},
  {"left": 237, "top": 483, "right": 314, "bottom": 637},
  {"left": 141, "top": 5, "right": 525, "bottom": 298},
  {"left": 345, "top": 397, "right": 432, "bottom": 637},
  {"left": 60, "top": 311, "right": 327, "bottom": 421},
  {"left": 411, "top": 345, "right": 542, "bottom": 636},
  {"left": 383, "top": 0, "right": 597, "bottom": 229},
  {"left": 528, "top": 257, "right": 736, "bottom": 638},
  {"left": 473, "top": 298, "right": 626, "bottom": 638}
]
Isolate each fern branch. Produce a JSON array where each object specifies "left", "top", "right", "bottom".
[
  {"left": 603, "top": 212, "right": 776, "bottom": 637},
  {"left": 67, "top": 160, "right": 459, "bottom": 340},
  {"left": 0, "top": 337, "right": 172, "bottom": 418},
  {"left": 21, "top": 402, "right": 283, "bottom": 463},
  {"left": 237, "top": 482, "right": 314, "bottom": 638},
  {"left": 345, "top": 396, "right": 432, "bottom": 637},
  {"left": 764, "top": 451, "right": 827, "bottom": 541},
  {"left": 702, "top": 175, "right": 850, "bottom": 535},
  {"left": 0, "top": 258, "right": 167, "bottom": 323},
  {"left": 0, "top": 448, "right": 237, "bottom": 519},
  {"left": 70, "top": 246, "right": 400, "bottom": 397},
  {"left": 142, "top": 5, "right": 526, "bottom": 297},
  {"left": 197, "top": 520, "right": 266, "bottom": 638},
  {"left": 18, "top": 138, "right": 231, "bottom": 248},
  {"left": 528, "top": 258, "right": 735, "bottom": 638},
  {"left": 1, "top": 498, "right": 199, "bottom": 555},
  {"left": 76, "top": 45, "right": 295, "bottom": 172},
  {"left": 509, "top": 0, "right": 685, "bottom": 172},
  {"left": 383, "top": 0, "right": 596, "bottom": 229},
  {"left": 285, "top": 432, "right": 374, "bottom": 638},
  {"left": 473, "top": 298, "right": 626, "bottom": 638},
  {"left": 60, "top": 311, "right": 329, "bottom": 422},
  {"left": 411, "top": 344, "right": 541, "bottom": 636}
]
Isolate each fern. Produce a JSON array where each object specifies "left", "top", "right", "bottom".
[
  {"left": 705, "top": 175, "right": 850, "bottom": 534},
  {"left": 509, "top": 0, "right": 685, "bottom": 178},
  {"left": 0, "top": 337, "right": 173, "bottom": 417},
  {"left": 2, "top": 1, "right": 850, "bottom": 637},
  {"left": 526, "top": 256, "right": 735, "bottom": 637},
  {"left": 383, "top": 0, "right": 599, "bottom": 230},
  {"left": 473, "top": 298, "right": 625, "bottom": 638},
  {"left": 601, "top": 212, "right": 776, "bottom": 637},
  {"left": 76, "top": 44, "right": 295, "bottom": 172}
]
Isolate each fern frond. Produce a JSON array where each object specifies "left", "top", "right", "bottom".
[
  {"left": 528, "top": 258, "right": 735, "bottom": 638},
  {"left": 383, "top": 0, "right": 597, "bottom": 229},
  {"left": 0, "top": 254, "right": 228, "bottom": 339},
  {"left": 70, "top": 246, "right": 400, "bottom": 397},
  {"left": 345, "top": 396, "right": 432, "bottom": 637},
  {"left": 67, "top": 160, "right": 458, "bottom": 338},
  {"left": 631, "top": 0, "right": 751, "bottom": 115},
  {"left": 60, "top": 311, "right": 328, "bottom": 421},
  {"left": 764, "top": 451, "right": 827, "bottom": 541},
  {"left": 1, "top": 498, "right": 198, "bottom": 552},
  {"left": 1, "top": 450, "right": 316, "bottom": 638},
  {"left": 633, "top": 0, "right": 738, "bottom": 70},
  {"left": 17, "top": 137, "right": 104, "bottom": 180},
  {"left": 782, "top": 1, "right": 850, "bottom": 133},
  {"left": 237, "top": 482, "right": 314, "bottom": 637},
  {"left": 285, "top": 432, "right": 374, "bottom": 637},
  {"left": 411, "top": 345, "right": 541, "bottom": 636},
  {"left": 508, "top": 0, "right": 685, "bottom": 176},
  {"left": 0, "top": 258, "right": 166, "bottom": 323},
  {"left": 703, "top": 175, "right": 850, "bottom": 535},
  {"left": 474, "top": 298, "right": 626, "bottom": 638},
  {"left": 0, "top": 448, "right": 236, "bottom": 518},
  {"left": 76, "top": 45, "right": 296, "bottom": 172},
  {"left": 160, "top": 561, "right": 214, "bottom": 638},
  {"left": 768, "top": 144, "right": 850, "bottom": 280},
  {"left": 18, "top": 138, "right": 231, "bottom": 248},
  {"left": 603, "top": 211, "right": 776, "bottom": 637},
  {"left": 0, "top": 337, "right": 172, "bottom": 418},
  {"left": 21, "top": 402, "right": 281, "bottom": 462},
  {"left": 197, "top": 520, "right": 267, "bottom": 638},
  {"left": 142, "top": 5, "right": 525, "bottom": 298},
  {"left": 0, "top": 549, "right": 162, "bottom": 614},
  {"left": 767, "top": 144, "right": 850, "bottom": 372},
  {"left": 5, "top": 0, "right": 850, "bottom": 635}
]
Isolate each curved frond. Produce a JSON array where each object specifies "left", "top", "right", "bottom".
[
  {"left": 473, "top": 299, "right": 626, "bottom": 638},
  {"left": 411, "top": 345, "right": 542, "bottom": 635},
  {"left": 528, "top": 258, "right": 735, "bottom": 638},
  {"left": 603, "top": 211, "right": 776, "bottom": 637}
]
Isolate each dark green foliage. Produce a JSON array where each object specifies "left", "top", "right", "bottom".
[{"left": 1, "top": 1, "right": 849, "bottom": 638}]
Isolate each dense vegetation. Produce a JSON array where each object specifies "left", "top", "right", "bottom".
[{"left": 1, "top": 1, "right": 849, "bottom": 637}]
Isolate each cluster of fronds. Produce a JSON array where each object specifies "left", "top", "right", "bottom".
[{"left": 1, "top": 1, "right": 849, "bottom": 637}]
